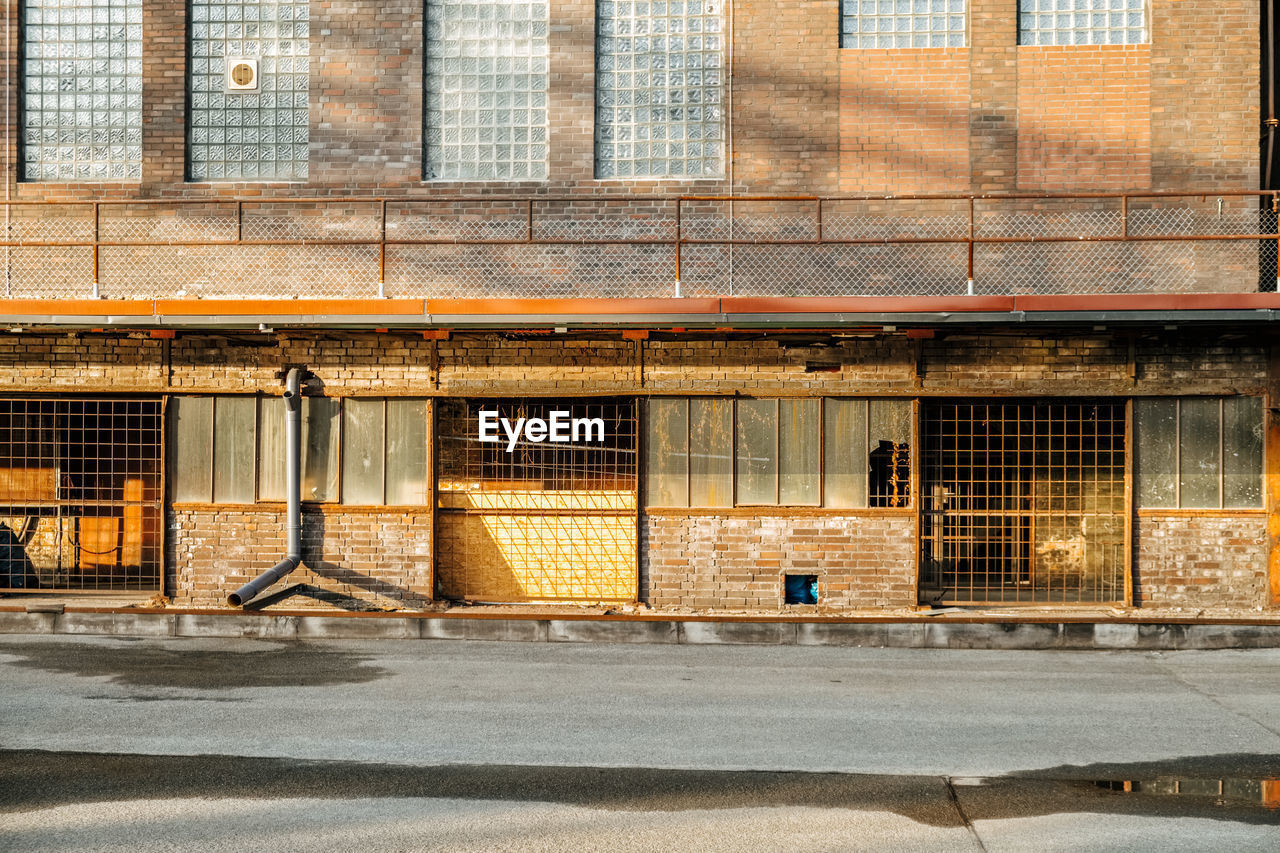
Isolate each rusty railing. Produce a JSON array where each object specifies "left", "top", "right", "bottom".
[{"left": 0, "top": 191, "right": 1276, "bottom": 301}]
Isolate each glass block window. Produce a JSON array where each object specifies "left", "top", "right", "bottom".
[
  {"left": 20, "top": 0, "right": 143, "bottom": 181},
  {"left": 424, "top": 0, "right": 550, "bottom": 181},
  {"left": 189, "top": 1, "right": 310, "bottom": 181},
  {"left": 1019, "top": 0, "right": 1148, "bottom": 46},
  {"left": 840, "top": 0, "right": 967, "bottom": 49},
  {"left": 595, "top": 0, "right": 726, "bottom": 179}
]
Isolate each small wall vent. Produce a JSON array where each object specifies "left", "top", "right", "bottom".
[{"left": 225, "top": 58, "right": 259, "bottom": 92}]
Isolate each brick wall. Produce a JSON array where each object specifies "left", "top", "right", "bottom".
[
  {"left": 643, "top": 336, "right": 917, "bottom": 395},
  {"left": 643, "top": 513, "right": 917, "bottom": 610},
  {"left": 1134, "top": 514, "right": 1268, "bottom": 609},
  {"left": 167, "top": 507, "right": 433, "bottom": 607},
  {"left": 0, "top": 331, "right": 1267, "bottom": 399},
  {"left": 0, "top": 1, "right": 1257, "bottom": 203},
  {"left": 0, "top": 335, "right": 166, "bottom": 392},
  {"left": 1016, "top": 46, "right": 1151, "bottom": 191},
  {"left": 920, "top": 335, "right": 1132, "bottom": 395},
  {"left": 310, "top": 1, "right": 422, "bottom": 187},
  {"left": 839, "top": 49, "right": 970, "bottom": 193},
  {"left": 1151, "top": 0, "right": 1259, "bottom": 189},
  {"left": 732, "top": 0, "right": 840, "bottom": 192}
]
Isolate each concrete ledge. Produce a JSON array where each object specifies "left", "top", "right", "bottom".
[
  {"left": 422, "top": 618, "right": 549, "bottom": 642},
  {"left": 55, "top": 612, "right": 175, "bottom": 637},
  {"left": 2, "top": 609, "right": 1280, "bottom": 649},
  {"left": 175, "top": 614, "right": 299, "bottom": 640},
  {"left": 548, "top": 619, "right": 678, "bottom": 644},
  {"left": 295, "top": 615, "right": 421, "bottom": 640},
  {"left": 0, "top": 611, "right": 57, "bottom": 634},
  {"left": 922, "top": 622, "right": 1064, "bottom": 650},
  {"left": 679, "top": 621, "right": 799, "bottom": 645}
]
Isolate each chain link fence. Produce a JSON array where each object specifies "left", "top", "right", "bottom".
[{"left": 1, "top": 194, "right": 1274, "bottom": 301}]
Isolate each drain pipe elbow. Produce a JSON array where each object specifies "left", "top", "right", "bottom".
[{"left": 228, "top": 368, "right": 304, "bottom": 607}]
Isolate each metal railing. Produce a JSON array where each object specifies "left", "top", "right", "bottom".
[{"left": 1, "top": 192, "right": 1276, "bottom": 301}]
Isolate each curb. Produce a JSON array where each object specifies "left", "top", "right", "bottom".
[{"left": 2, "top": 610, "right": 1279, "bottom": 650}]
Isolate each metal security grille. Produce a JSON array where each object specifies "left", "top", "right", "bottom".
[
  {"left": 920, "top": 400, "right": 1126, "bottom": 605},
  {"left": 0, "top": 398, "right": 163, "bottom": 593},
  {"left": 436, "top": 398, "right": 637, "bottom": 603}
]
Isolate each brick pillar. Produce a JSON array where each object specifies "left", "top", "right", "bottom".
[
  {"left": 141, "top": 0, "right": 188, "bottom": 189},
  {"left": 1150, "top": 0, "right": 1259, "bottom": 190},
  {"left": 732, "top": 0, "right": 840, "bottom": 192},
  {"left": 311, "top": 1, "right": 422, "bottom": 187},
  {"left": 968, "top": 0, "right": 1018, "bottom": 192},
  {"left": 1267, "top": 342, "right": 1280, "bottom": 607},
  {"left": 3, "top": 3, "right": 18, "bottom": 194},
  {"left": 548, "top": 0, "right": 596, "bottom": 184}
]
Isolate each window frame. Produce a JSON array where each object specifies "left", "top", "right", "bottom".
[
  {"left": 19, "top": 0, "right": 145, "bottom": 182},
  {"left": 645, "top": 396, "right": 915, "bottom": 510},
  {"left": 169, "top": 394, "right": 430, "bottom": 507},
  {"left": 1017, "top": 0, "right": 1150, "bottom": 47},
  {"left": 593, "top": 0, "right": 728, "bottom": 180},
  {"left": 422, "top": 0, "right": 552, "bottom": 182},
  {"left": 838, "top": 0, "right": 970, "bottom": 50},
  {"left": 186, "top": 0, "right": 313, "bottom": 182},
  {"left": 1134, "top": 396, "right": 1265, "bottom": 510}
]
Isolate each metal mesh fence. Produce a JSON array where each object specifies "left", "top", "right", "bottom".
[{"left": 1, "top": 194, "right": 1274, "bottom": 300}]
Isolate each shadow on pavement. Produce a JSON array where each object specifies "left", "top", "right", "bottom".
[{"left": 1, "top": 750, "right": 1276, "bottom": 827}]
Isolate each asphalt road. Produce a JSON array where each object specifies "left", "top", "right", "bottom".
[{"left": 1, "top": 636, "right": 1278, "bottom": 850}]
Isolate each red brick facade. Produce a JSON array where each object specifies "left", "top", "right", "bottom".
[
  {"left": 1, "top": 1, "right": 1259, "bottom": 200},
  {"left": 0, "top": 3, "right": 1272, "bottom": 613},
  {"left": 1135, "top": 515, "right": 1269, "bottom": 609},
  {"left": 0, "top": 330, "right": 1274, "bottom": 611},
  {"left": 644, "top": 513, "right": 916, "bottom": 610}
]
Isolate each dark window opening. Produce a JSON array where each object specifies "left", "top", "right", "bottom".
[{"left": 784, "top": 574, "right": 818, "bottom": 605}]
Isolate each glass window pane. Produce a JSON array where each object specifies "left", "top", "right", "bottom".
[
  {"left": 1223, "top": 396, "right": 1263, "bottom": 508},
  {"left": 646, "top": 398, "right": 688, "bottom": 506},
  {"left": 188, "top": 1, "right": 310, "bottom": 181},
  {"left": 690, "top": 398, "right": 733, "bottom": 507},
  {"left": 213, "top": 397, "right": 256, "bottom": 503},
  {"left": 303, "top": 397, "right": 340, "bottom": 502},
  {"left": 779, "top": 399, "right": 820, "bottom": 505},
  {"left": 823, "top": 398, "right": 868, "bottom": 508},
  {"left": 1179, "top": 398, "right": 1220, "bottom": 508},
  {"left": 425, "top": 0, "right": 549, "bottom": 180},
  {"left": 869, "top": 399, "right": 912, "bottom": 507},
  {"left": 595, "top": 0, "right": 726, "bottom": 178},
  {"left": 1135, "top": 398, "right": 1177, "bottom": 508},
  {"left": 385, "top": 399, "right": 428, "bottom": 506},
  {"left": 169, "top": 396, "right": 213, "bottom": 502},
  {"left": 1017, "top": 0, "right": 1146, "bottom": 45},
  {"left": 257, "top": 396, "right": 286, "bottom": 502},
  {"left": 840, "top": 0, "right": 968, "bottom": 49},
  {"left": 22, "top": 0, "right": 144, "bottom": 181},
  {"left": 736, "top": 399, "right": 777, "bottom": 505},
  {"left": 342, "top": 398, "right": 385, "bottom": 505}
]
